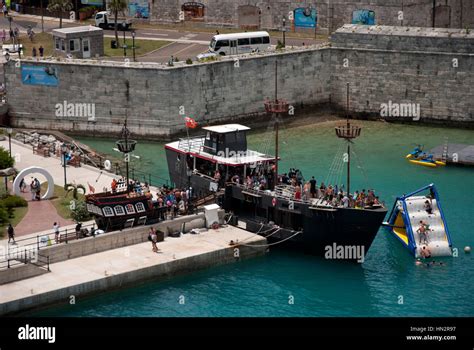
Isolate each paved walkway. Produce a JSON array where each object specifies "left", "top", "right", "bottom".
[
  {"left": 0, "top": 226, "right": 265, "bottom": 311},
  {"left": 13, "top": 195, "right": 74, "bottom": 237},
  {"left": 0, "top": 138, "right": 160, "bottom": 238},
  {"left": 6, "top": 181, "right": 74, "bottom": 237}
]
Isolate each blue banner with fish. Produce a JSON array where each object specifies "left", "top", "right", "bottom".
[
  {"left": 21, "top": 65, "right": 59, "bottom": 86},
  {"left": 129, "top": 0, "right": 149, "bottom": 19},
  {"left": 294, "top": 8, "right": 317, "bottom": 28},
  {"left": 352, "top": 10, "right": 376, "bottom": 25}
]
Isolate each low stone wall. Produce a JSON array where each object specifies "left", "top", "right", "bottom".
[
  {"left": 0, "top": 264, "right": 48, "bottom": 285},
  {"left": 41, "top": 213, "right": 207, "bottom": 264},
  {"left": 0, "top": 234, "right": 265, "bottom": 315}
]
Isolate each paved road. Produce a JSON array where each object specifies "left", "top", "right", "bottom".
[{"left": 0, "top": 13, "right": 325, "bottom": 63}]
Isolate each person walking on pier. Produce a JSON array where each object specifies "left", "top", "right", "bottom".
[
  {"left": 7, "top": 224, "right": 15, "bottom": 244},
  {"left": 53, "top": 222, "right": 60, "bottom": 243},
  {"left": 148, "top": 227, "right": 158, "bottom": 253}
]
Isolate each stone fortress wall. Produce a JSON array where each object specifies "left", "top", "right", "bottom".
[
  {"left": 151, "top": 0, "right": 474, "bottom": 33},
  {"left": 4, "top": 25, "right": 474, "bottom": 138}
]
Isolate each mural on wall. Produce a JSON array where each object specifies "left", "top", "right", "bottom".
[
  {"left": 21, "top": 65, "right": 59, "bottom": 86},
  {"left": 352, "top": 10, "right": 376, "bottom": 25},
  {"left": 294, "top": 7, "right": 317, "bottom": 28},
  {"left": 129, "top": 0, "right": 149, "bottom": 19}
]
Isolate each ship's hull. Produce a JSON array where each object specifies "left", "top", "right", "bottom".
[
  {"left": 224, "top": 185, "right": 387, "bottom": 257},
  {"left": 166, "top": 146, "right": 388, "bottom": 258}
]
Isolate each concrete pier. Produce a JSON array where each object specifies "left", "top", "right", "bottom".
[
  {"left": 429, "top": 144, "right": 474, "bottom": 166},
  {"left": 0, "top": 225, "right": 266, "bottom": 315}
]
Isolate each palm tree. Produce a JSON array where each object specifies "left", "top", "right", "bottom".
[
  {"left": 47, "top": 0, "right": 74, "bottom": 29},
  {"left": 65, "top": 183, "right": 86, "bottom": 200},
  {"left": 109, "top": 0, "right": 128, "bottom": 47}
]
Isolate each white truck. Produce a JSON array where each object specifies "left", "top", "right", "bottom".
[{"left": 95, "top": 11, "right": 132, "bottom": 30}]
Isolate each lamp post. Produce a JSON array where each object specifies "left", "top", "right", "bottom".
[
  {"left": 116, "top": 120, "right": 137, "bottom": 194},
  {"left": 6, "top": 128, "right": 12, "bottom": 158},
  {"left": 61, "top": 143, "right": 68, "bottom": 190},
  {"left": 282, "top": 17, "right": 286, "bottom": 47},
  {"left": 123, "top": 29, "right": 127, "bottom": 57},
  {"left": 132, "top": 30, "right": 136, "bottom": 62}
]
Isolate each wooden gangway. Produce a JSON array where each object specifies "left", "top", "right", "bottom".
[{"left": 429, "top": 143, "right": 474, "bottom": 166}]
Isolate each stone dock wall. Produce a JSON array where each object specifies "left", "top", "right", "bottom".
[{"left": 4, "top": 25, "right": 474, "bottom": 138}]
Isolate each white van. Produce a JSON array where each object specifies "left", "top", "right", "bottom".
[{"left": 208, "top": 31, "right": 271, "bottom": 56}]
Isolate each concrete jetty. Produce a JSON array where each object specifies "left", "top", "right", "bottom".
[
  {"left": 0, "top": 224, "right": 266, "bottom": 315},
  {"left": 429, "top": 143, "right": 474, "bottom": 166}
]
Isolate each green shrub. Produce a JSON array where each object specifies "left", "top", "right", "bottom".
[
  {"left": 276, "top": 40, "right": 285, "bottom": 50},
  {"left": 1, "top": 195, "right": 28, "bottom": 208},
  {"left": 186, "top": 58, "right": 193, "bottom": 64},
  {"left": 0, "top": 147, "right": 14, "bottom": 169},
  {"left": 200, "top": 55, "right": 217, "bottom": 62},
  {"left": 0, "top": 206, "right": 9, "bottom": 226},
  {"left": 70, "top": 199, "right": 91, "bottom": 223}
]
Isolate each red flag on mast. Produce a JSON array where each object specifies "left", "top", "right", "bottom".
[{"left": 185, "top": 117, "right": 198, "bottom": 129}]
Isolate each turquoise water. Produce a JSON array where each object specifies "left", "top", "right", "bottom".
[{"left": 33, "top": 120, "right": 474, "bottom": 317}]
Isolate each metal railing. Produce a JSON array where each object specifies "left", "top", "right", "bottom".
[
  {"left": 0, "top": 223, "right": 96, "bottom": 271},
  {"left": 0, "top": 247, "right": 49, "bottom": 271}
]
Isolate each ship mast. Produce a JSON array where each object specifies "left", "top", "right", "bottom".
[
  {"left": 264, "top": 61, "right": 289, "bottom": 190},
  {"left": 335, "top": 83, "right": 361, "bottom": 195},
  {"left": 116, "top": 118, "right": 137, "bottom": 194}
]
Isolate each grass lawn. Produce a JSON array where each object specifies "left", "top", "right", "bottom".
[
  {"left": 103, "top": 37, "right": 170, "bottom": 57},
  {"left": 40, "top": 183, "right": 86, "bottom": 220},
  {"left": 0, "top": 206, "right": 28, "bottom": 238},
  {"left": 8, "top": 32, "right": 170, "bottom": 59},
  {"left": 18, "top": 32, "right": 55, "bottom": 57}
]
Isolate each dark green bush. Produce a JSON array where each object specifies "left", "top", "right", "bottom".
[{"left": 1, "top": 195, "right": 28, "bottom": 208}]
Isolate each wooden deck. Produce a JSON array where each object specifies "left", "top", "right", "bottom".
[{"left": 429, "top": 143, "right": 474, "bottom": 166}]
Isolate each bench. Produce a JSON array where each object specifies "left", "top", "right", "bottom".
[
  {"left": 58, "top": 232, "right": 78, "bottom": 243},
  {"left": 32, "top": 145, "right": 50, "bottom": 157},
  {"left": 68, "top": 156, "right": 81, "bottom": 167}
]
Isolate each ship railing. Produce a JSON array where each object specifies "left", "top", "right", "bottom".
[
  {"left": 229, "top": 182, "right": 315, "bottom": 206},
  {"left": 228, "top": 183, "right": 385, "bottom": 210},
  {"left": 274, "top": 185, "right": 297, "bottom": 199},
  {"left": 113, "top": 165, "right": 171, "bottom": 187},
  {"left": 178, "top": 137, "right": 205, "bottom": 153}
]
